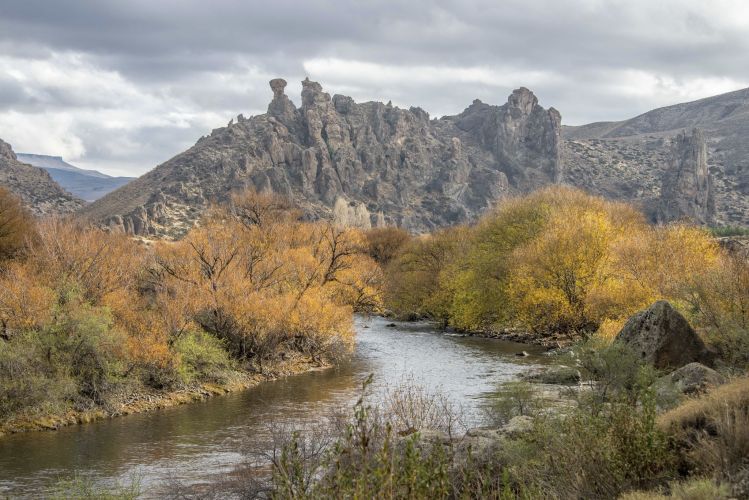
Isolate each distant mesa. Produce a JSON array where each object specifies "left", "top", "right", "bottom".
[{"left": 15, "top": 153, "right": 134, "bottom": 202}]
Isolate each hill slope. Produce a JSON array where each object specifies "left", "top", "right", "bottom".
[
  {"left": 0, "top": 139, "right": 85, "bottom": 215},
  {"left": 563, "top": 87, "right": 749, "bottom": 224}
]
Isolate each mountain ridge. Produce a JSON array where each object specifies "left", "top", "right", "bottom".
[
  {"left": 81, "top": 78, "right": 563, "bottom": 237},
  {"left": 82, "top": 82, "right": 749, "bottom": 236}
]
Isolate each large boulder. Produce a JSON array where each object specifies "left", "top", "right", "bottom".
[
  {"left": 615, "top": 301, "right": 715, "bottom": 369},
  {"left": 658, "top": 362, "right": 726, "bottom": 396}
]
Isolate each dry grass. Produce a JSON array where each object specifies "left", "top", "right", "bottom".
[
  {"left": 618, "top": 478, "right": 730, "bottom": 499},
  {"left": 657, "top": 376, "right": 749, "bottom": 496},
  {"left": 657, "top": 376, "right": 749, "bottom": 431}
]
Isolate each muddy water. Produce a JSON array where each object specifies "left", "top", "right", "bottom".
[{"left": 0, "top": 316, "right": 550, "bottom": 497}]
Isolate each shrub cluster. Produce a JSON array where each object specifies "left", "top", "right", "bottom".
[
  {"left": 384, "top": 187, "right": 748, "bottom": 367},
  {"left": 0, "top": 190, "right": 382, "bottom": 422}
]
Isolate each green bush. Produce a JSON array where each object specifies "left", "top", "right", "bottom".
[
  {"left": 485, "top": 381, "right": 541, "bottom": 426},
  {"left": 174, "top": 330, "right": 234, "bottom": 384},
  {"left": 0, "top": 303, "right": 128, "bottom": 418},
  {"left": 709, "top": 225, "right": 749, "bottom": 237},
  {"left": 0, "top": 331, "right": 76, "bottom": 418},
  {"left": 576, "top": 339, "right": 659, "bottom": 404},
  {"left": 508, "top": 386, "right": 676, "bottom": 499},
  {"left": 49, "top": 474, "right": 140, "bottom": 500},
  {"left": 43, "top": 305, "right": 128, "bottom": 402}
]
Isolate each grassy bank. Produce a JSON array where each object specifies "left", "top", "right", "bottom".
[
  {"left": 1, "top": 353, "right": 327, "bottom": 436},
  {"left": 260, "top": 348, "right": 747, "bottom": 499}
]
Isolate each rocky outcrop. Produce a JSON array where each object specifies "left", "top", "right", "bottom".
[
  {"left": 615, "top": 301, "right": 715, "bottom": 370},
  {"left": 657, "top": 128, "right": 715, "bottom": 224},
  {"left": 564, "top": 87, "right": 749, "bottom": 226},
  {"left": 0, "top": 138, "right": 85, "bottom": 216},
  {"left": 455, "top": 89, "right": 562, "bottom": 191},
  {"left": 81, "top": 79, "right": 563, "bottom": 237},
  {"left": 657, "top": 362, "right": 726, "bottom": 396}
]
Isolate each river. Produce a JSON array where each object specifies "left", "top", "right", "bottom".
[{"left": 0, "top": 316, "right": 551, "bottom": 498}]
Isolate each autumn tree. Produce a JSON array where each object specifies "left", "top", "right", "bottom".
[
  {"left": 147, "top": 190, "right": 374, "bottom": 367},
  {"left": 31, "top": 219, "right": 145, "bottom": 304},
  {"left": 447, "top": 195, "right": 548, "bottom": 331},
  {"left": 0, "top": 187, "right": 35, "bottom": 263},
  {"left": 385, "top": 226, "right": 469, "bottom": 324},
  {"left": 364, "top": 226, "right": 411, "bottom": 265}
]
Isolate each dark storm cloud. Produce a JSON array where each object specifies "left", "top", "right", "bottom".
[{"left": 0, "top": 0, "right": 747, "bottom": 175}]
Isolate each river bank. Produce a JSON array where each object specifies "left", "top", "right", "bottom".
[
  {"left": 387, "top": 315, "right": 576, "bottom": 349},
  {"left": 0, "top": 354, "right": 328, "bottom": 437},
  {"left": 461, "top": 327, "right": 577, "bottom": 349}
]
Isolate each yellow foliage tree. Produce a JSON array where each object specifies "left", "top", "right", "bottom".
[{"left": 0, "top": 263, "right": 55, "bottom": 339}]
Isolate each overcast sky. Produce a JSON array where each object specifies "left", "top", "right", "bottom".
[{"left": 0, "top": 0, "right": 748, "bottom": 176}]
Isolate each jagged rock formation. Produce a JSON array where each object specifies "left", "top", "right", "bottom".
[
  {"left": 0, "top": 139, "right": 85, "bottom": 215},
  {"left": 81, "top": 79, "right": 563, "bottom": 237},
  {"left": 563, "top": 86, "right": 749, "bottom": 226},
  {"left": 82, "top": 81, "right": 749, "bottom": 236},
  {"left": 657, "top": 129, "right": 714, "bottom": 224}
]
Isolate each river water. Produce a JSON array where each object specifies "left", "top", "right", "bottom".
[{"left": 0, "top": 316, "right": 550, "bottom": 498}]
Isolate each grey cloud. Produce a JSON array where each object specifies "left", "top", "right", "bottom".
[{"left": 0, "top": 0, "right": 747, "bottom": 175}]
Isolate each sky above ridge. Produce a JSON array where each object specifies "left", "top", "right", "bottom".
[{"left": 0, "top": 0, "right": 747, "bottom": 176}]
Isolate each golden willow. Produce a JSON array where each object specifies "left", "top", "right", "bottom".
[
  {"left": 385, "top": 187, "right": 747, "bottom": 367},
  {"left": 0, "top": 190, "right": 382, "bottom": 419}
]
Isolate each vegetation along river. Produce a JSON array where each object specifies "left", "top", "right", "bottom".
[{"left": 0, "top": 316, "right": 552, "bottom": 498}]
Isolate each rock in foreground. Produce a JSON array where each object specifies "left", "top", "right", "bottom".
[
  {"left": 615, "top": 301, "right": 715, "bottom": 370},
  {"left": 658, "top": 362, "right": 726, "bottom": 396}
]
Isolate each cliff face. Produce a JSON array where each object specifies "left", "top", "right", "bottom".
[
  {"left": 0, "top": 138, "right": 85, "bottom": 216},
  {"left": 81, "top": 79, "right": 563, "bottom": 237},
  {"left": 658, "top": 129, "right": 715, "bottom": 224}
]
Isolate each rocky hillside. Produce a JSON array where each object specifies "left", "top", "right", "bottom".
[
  {"left": 81, "top": 79, "right": 562, "bottom": 237},
  {"left": 563, "top": 87, "right": 749, "bottom": 225},
  {"left": 0, "top": 139, "right": 85, "bottom": 215},
  {"left": 16, "top": 153, "right": 134, "bottom": 202},
  {"left": 83, "top": 81, "right": 749, "bottom": 237}
]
